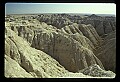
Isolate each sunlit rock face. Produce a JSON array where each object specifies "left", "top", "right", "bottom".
[
  {"left": 79, "top": 64, "right": 115, "bottom": 77},
  {"left": 37, "top": 14, "right": 116, "bottom": 36},
  {"left": 5, "top": 27, "right": 68, "bottom": 78},
  {"left": 5, "top": 14, "right": 116, "bottom": 78}
]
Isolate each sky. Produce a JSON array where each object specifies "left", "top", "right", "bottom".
[{"left": 5, "top": 3, "right": 116, "bottom": 15}]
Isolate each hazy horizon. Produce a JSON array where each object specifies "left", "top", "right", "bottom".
[{"left": 5, "top": 3, "right": 116, "bottom": 15}]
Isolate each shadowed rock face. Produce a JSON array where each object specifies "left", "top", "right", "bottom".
[
  {"left": 95, "top": 31, "right": 116, "bottom": 72},
  {"left": 82, "top": 19, "right": 116, "bottom": 36},
  {"left": 5, "top": 14, "right": 116, "bottom": 78}
]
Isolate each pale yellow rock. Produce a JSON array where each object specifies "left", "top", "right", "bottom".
[
  {"left": 5, "top": 27, "right": 67, "bottom": 78},
  {"left": 5, "top": 55, "right": 33, "bottom": 78},
  {"left": 5, "top": 14, "right": 116, "bottom": 78}
]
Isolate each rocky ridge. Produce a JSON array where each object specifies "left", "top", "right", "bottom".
[
  {"left": 37, "top": 14, "right": 116, "bottom": 36},
  {"left": 5, "top": 14, "right": 116, "bottom": 78}
]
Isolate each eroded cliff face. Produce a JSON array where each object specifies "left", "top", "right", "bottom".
[
  {"left": 95, "top": 31, "right": 116, "bottom": 72},
  {"left": 81, "top": 15, "right": 116, "bottom": 36},
  {"left": 5, "top": 18, "right": 104, "bottom": 72},
  {"left": 5, "top": 14, "right": 116, "bottom": 78},
  {"left": 5, "top": 28, "right": 68, "bottom": 78},
  {"left": 37, "top": 14, "right": 116, "bottom": 36}
]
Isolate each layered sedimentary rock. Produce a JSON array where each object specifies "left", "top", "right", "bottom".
[
  {"left": 5, "top": 14, "right": 116, "bottom": 78},
  {"left": 6, "top": 22, "right": 104, "bottom": 73},
  {"left": 29, "top": 22, "right": 105, "bottom": 72},
  {"left": 95, "top": 31, "right": 116, "bottom": 72},
  {"left": 37, "top": 14, "right": 73, "bottom": 28},
  {"left": 37, "top": 14, "right": 116, "bottom": 36},
  {"left": 5, "top": 27, "right": 67, "bottom": 78},
  {"left": 61, "top": 23, "right": 102, "bottom": 46},
  {"left": 5, "top": 27, "right": 115, "bottom": 78},
  {"left": 80, "top": 14, "right": 116, "bottom": 35}
]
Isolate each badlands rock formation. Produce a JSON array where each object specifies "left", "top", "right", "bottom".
[
  {"left": 95, "top": 31, "right": 116, "bottom": 72},
  {"left": 5, "top": 14, "right": 116, "bottom": 78},
  {"left": 79, "top": 64, "right": 115, "bottom": 77},
  {"left": 37, "top": 14, "right": 116, "bottom": 36},
  {"left": 5, "top": 27, "right": 67, "bottom": 78},
  {"left": 5, "top": 25, "right": 115, "bottom": 78},
  {"left": 82, "top": 14, "right": 116, "bottom": 35}
]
